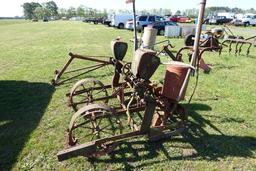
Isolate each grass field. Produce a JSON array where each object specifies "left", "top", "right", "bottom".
[{"left": 0, "top": 20, "right": 255, "bottom": 170}]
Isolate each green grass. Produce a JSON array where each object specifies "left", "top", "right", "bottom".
[
  {"left": 0, "top": 19, "right": 29, "bottom": 26},
  {"left": 0, "top": 20, "right": 255, "bottom": 171}
]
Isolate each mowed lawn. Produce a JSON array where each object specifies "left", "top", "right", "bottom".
[{"left": 0, "top": 20, "right": 255, "bottom": 170}]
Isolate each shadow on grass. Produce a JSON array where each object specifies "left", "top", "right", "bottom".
[
  {"left": 211, "top": 63, "right": 239, "bottom": 70},
  {"left": 0, "top": 81, "right": 55, "bottom": 170},
  {"left": 89, "top": 103, "right": 256, "bottom": 170}
]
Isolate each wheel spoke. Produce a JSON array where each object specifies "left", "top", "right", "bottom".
[
  {"left": 67, "top": 103, "right": 121, "bottom": 147},
  {"left": 72, "top": 121, "right": 91, "bottom": 129},
  {"left": 91, "top": 133, "right": 96, "bottom": 141},
  {"left": 97, "top": 117, "right": 104, "bottom": 127},
  {"left": 94, "top": 88, "right": 106, "bottom": 96},
  {"left": 69, "top": 79, "right": 109, "bottom": 111},
  {"left": 100, "top": 124, "right": 112, "bottom": 130}
]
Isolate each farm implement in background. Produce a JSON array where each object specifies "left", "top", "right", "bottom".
[{"left": 220, "top": 25, "right": 256, "bottom": 56}]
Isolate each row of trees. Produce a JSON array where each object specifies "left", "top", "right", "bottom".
[
  {"left": 22, "top": 2, "right": 173, "bottom": 20},
  {"left": 173, "top": 7, "right": 256, "bottom": 18},
  {"left": 58, "top": 6, "right": 108, "bottom": 18},
  {"left": 58, "top": 7, "right": 173, "bottom": 18},
  {"left": 57, "top": 6, "right": 256, "bottom": 19},
  {"left": 22, "top": 2, "right": 256, "bottom": 20},
  {"left": 22, "top": 1, "right": 58, "bottom": 20}
]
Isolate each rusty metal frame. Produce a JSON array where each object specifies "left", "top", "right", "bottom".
[
  {"left": 51, "top": 52, "right": 114, "bottom": 86},
  {"left": 176, "top": 36, "right": 222, "bottom": 63},
  {"left": 52, "top": 44, "right": 177, "bottom": 87},
  {"left": 56, "top": 0, "right": 208, "bottom": 161}
]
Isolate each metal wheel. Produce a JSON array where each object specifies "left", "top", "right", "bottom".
[
  {"left": 69, "top": 78, "right": 109, "bottom": 111},
  {"left": 66, "top": 103, "right": 122, "bottom": 157}
]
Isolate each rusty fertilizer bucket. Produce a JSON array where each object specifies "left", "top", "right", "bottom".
[{"left": 162, "top": 61, "right": 194, "bottom": 101}]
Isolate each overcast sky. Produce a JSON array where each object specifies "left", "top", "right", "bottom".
[{"left": 0, "top": 0, "right": 255, "bottom": 17}]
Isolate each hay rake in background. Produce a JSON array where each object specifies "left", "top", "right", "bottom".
[
  {"left": 221, "top": 35, "right": 256, "bottom": 56},
  {"left": 220, "top": 25, "right": 256, "bottom": 56}
]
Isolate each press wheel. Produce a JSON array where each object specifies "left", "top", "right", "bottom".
[
  {"left": 69, "top": 78, "right": 109, "bottom": 111},
  {"left": 66, "top": 104, "right": 122, "bottom": 157}
]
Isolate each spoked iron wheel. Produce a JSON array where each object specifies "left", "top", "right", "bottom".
[
  {"left": 66, "top": 103, "right": 122, "bottom": 157},
  {"left": 69, "top": 78, "right": 109, "bottom": 111}
]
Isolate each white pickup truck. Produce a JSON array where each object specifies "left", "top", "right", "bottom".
[{"left": 242, "top": 14, "right": 256, "bottom": 26}]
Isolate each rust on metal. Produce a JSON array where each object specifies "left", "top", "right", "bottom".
[{"left": 56, "top": 0, "right": 208, "bottom": 161}]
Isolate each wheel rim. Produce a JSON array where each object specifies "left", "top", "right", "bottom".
[
  {"left": 66, "top": 104, "right": 122, "bottom": 147},
  {"left": 119, "top": 24, "right": 124, "bottom": 29},
  {"left": 69, "top": 78, "right": 109, "bottom": 111}
]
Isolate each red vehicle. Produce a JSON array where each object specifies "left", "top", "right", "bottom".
[
  {"left": 169, "top": 15, "right": 179, "bottom": 22},
  {"left": 169, "top": 15, "right": 192, "bottom": 23}
]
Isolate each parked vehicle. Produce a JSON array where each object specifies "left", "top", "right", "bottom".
[
  {"left": 125, "top": 15, "right": 165, "bottom": 31},
  {"left": 169, "top": 15, "right": 179, "bottom": 22},
  {"left": 217, "top": 12, "right": 235, "bottom": 20},
  {"left": 242, "top": 14, "right": 256, "bottom": 26},
  {"left": 102, "top": 19, "right": 111, "bottom": 26},
  {"left": 111, "top": 14, "right": 134, "bottom": 29},
  {"left": 83, "top": 17, "right": 104, "bottom": 24},
  {"left": 208, "top": 16, "right": 232, "bottom": 25},
  {"left": 43, "top": 17, "right": 49, "bottom": 22},
  {"left": 148, "top": 21, "right": 178, "bottom": 35},
  {"left": 138, "top": 15, "right": 165, "bottom": 31},
  {"left": 178, "top": 16, "right": 192, "bottom": 23},
  {"left": 231, "top": 18, "right": 243, "bottom": 26},
  {"left": 70, "top": 17, "right": 84, "bottom": 21},
  {"left": 125, "top": 19, "right": 135, "bottom": 30},
  {"left": 169, "top": 15, "right": 192, "bottom": 23}
]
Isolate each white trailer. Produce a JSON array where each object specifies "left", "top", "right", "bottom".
[
  {"left": 111, "top": 14, "right": 134, "bottom": 29},
  {"left": 217, "top": 12, "right": 235, "bottom": 19}
]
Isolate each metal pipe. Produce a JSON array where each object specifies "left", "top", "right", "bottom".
[
  {"left": 133, "top": 0, "right": 138, "bottom": 51},
  {"left": 191, "top": 0, "right": 206, "bottom": 66},
  {"left": 176, "top": 0, "right": 207, "bottom": 102}
]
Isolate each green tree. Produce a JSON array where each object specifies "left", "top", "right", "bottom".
[
  {"left": 45, "top": 1, "right": 58, "bottom": 17},
  {"left": 175, "top": 10, "right": 181, "bottom": 16},
  {"left": 58, "top": 8, "right": 67, "bottom": 18},
  {"left": 162, "top": 9, "right": 172, "bottom": 16},
  {"left": 34, "top": 7, "right": 44, "bottom": 20},
  {"left": 185, "top": 8, "right": 198, "bottom": 18},
  {"left": 246, "top": 8, "right": 256, "bottom": 13},
  {"left": 22, "top": 2, "right": 41, "bottom": 19},
  {"left": 76, "top": 6, "right": 85, "bottom": 17},
  {"left": 67, "top": 7, "right": 76, "bottom": 18}
]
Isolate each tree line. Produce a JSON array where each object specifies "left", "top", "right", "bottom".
[
  {"left": 22, "top": 2, "right": 256, "bottom": 20},
  {"left": 23, "top": 1, "right": 58, "bottom": 20}
]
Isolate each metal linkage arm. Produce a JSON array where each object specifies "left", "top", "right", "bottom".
[{"left": 51, "top": 53, "right": 113, "bottom": 86}]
